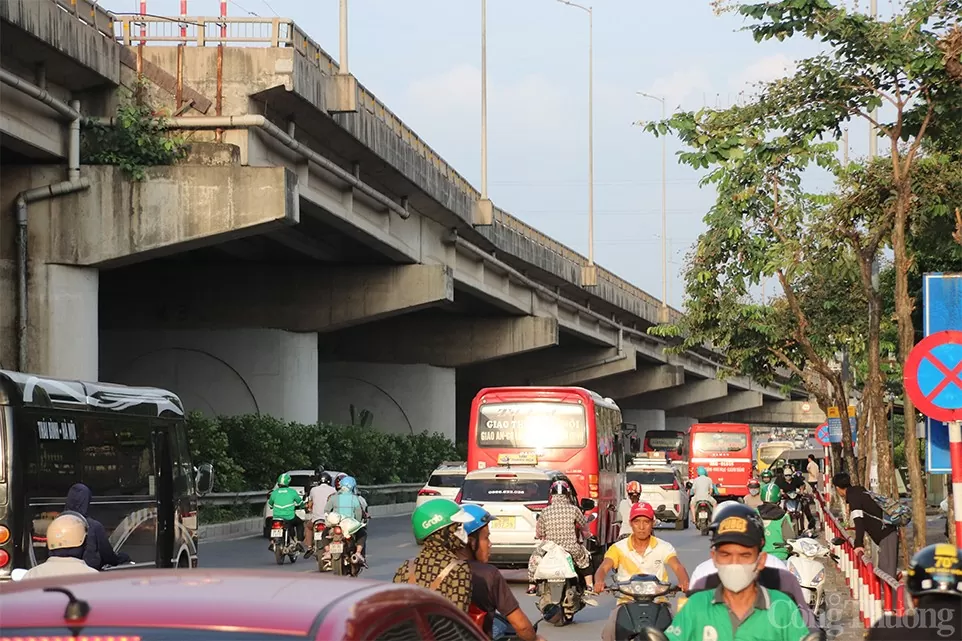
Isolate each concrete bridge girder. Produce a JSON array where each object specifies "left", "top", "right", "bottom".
[
  {"left": 591, "top": 365, "right": 686, "bottom": 401},
  {"left": 317, "top": 316, "right": 560, "bottom": 368},
  {"left": 713, "top": 400, "right": 827, "bottom": 427},
  {"left": 623, "top": 379, "right": 729, "bottom": 412},
  {"left": 669, "top": 390, "right": 765, "bottom": 419}
]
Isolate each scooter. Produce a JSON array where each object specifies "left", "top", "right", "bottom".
[
  {"left": 785, "top": 534, "right": 837, "bottom": 615},
  {"left": 606, "top": 574, "right": 679, "bottom": 640},
  {"left": 784, "top": 491, "right": 805, "bottom": 534},
  {"left": 269, "top": 518, "right": 301, "bottom": 565},
  {"left": 533, "top": 513, "right": 598, "bottom": 626},
  {"left": 312, "top": 521, "right": 332, "bottom": 572},
  {"left": 324, "top": 512, "right": 366, "bottom": 577},
  {"left": 693, "top": 499, "right": 713, "bottom": 535}
]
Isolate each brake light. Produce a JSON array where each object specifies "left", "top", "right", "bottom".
[
  {"left": 526, "top": 502, "right": 549, "bottom": 511},
  {"left": 660, "top": 480, "right": 680, "bottom": 490},
  {"left": 418, "top": 488, "right": 441, "bottom": 497},
  {"left": 271, "top": 521, "right": 283, "bottom": 529},
  {"left": 454, "top": 490, "right": 463, "bottom": 504},
  {"left": 0, "top": 526, "right": 9, "bottom": 544},
  {"left": 0, "top": 549, "right": 8, "bottom": 567},
  {"left": 588, "top": 474, "right": 598, "bottom": 484},
  {"left": 495, "top": 474, "right": 517, "bottom": 478},
  {"left": 314, "top": 522, "right": 326, "bottom": 532}
]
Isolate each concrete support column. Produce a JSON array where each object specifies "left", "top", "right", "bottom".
[
  {"left": 623, "top": 409, "right": 665, "bottom": 433},
  {"left": 666, "top": 416, "right": 697, "bottom": 431},
  {"left": 27, "top": 265, "right": 99, "bottom": 379}
]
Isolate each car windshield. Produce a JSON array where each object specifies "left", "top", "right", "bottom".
[
  {"left": 461, "top": 478, "right": 553, "bottom": 502},
  {"left": 1, "top": 629, "right": 294, "bottom": 640},
  {"left": 428, "top": 474, "right": 465, "bottom": 488},
  {"left": 289, "top": 474, "right": 314, "bottom": 491},
  {"left": 627, "top": 471, "right": 676, "bottom": 486}
]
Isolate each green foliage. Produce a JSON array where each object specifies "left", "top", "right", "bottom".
[
  {"left": 185, "top": 412, "right": 457, "bottom": 490},
  {"left": 81, "top": 77, "right": 187, "bottom": 180}
]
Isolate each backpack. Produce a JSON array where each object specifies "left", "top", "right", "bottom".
[{"left": 864, "top": 490, "right": 912, "bottom": 527}]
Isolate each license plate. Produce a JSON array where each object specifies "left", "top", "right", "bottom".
[
  {"left": 314, "top": 532, "right": 325, "bottom": 541},
  {"left": 329, "top": 542, "right": 344, "bottom": 554},
  {"left": 699, "top": 512, "right": 708, "bottom": 519},
  {"left": 490, "top": 516, "right": 516, "bottom": 529},
  {"left": 270, "top": 529, "right": 284, "bottom": 538},
  {"left": 717, "top": 487, "right": 728, "bottom": 494}
]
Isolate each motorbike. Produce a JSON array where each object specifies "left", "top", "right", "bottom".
[
  {"left": 606, "top": 574, "right": 679, "bottom": 640},
  {"left": 468, "top": 607, "right": 547, "bottom": 641},
  {"left": 269, "top": 518, "right": 301, "bottom": 565},
  {"left": 312, "top": 521, "right": 332, "bottom": 572},
  {"left": 785, "top": 534, "right": 837, "bottom": 615},
  {"left": 784, "top": 491, "right": 804, "bottom": 534},
  {"left": 693, "top": 499, "right": 713, "bottom": 535},
  {"left": 324, "top": 512, "right": 366, "bottom": 577},
  {"left": 533, "top": 513, "right": 598, "bottom": 626}
]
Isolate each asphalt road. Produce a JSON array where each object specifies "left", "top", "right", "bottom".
[{"left": 201, "top": 516, "right": 714, "bottom": 641}]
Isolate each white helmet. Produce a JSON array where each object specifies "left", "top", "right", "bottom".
[{"left": 46, "top": 513, "right": 88, "bottom": 550}]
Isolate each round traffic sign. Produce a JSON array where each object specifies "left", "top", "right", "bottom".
[
  {"left": 903, "top": 330, "right": 962, "bottom": 422},
  {"left": 815, "top": 423, "right": 830, "bottom": 447}
]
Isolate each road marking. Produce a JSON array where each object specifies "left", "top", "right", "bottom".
[{"left": 397, "top": 542, "right": 413, "bottom": 548}]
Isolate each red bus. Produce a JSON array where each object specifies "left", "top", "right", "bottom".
[
  {"left": 688, "top": 423, "right": 753, "bottom": 498},
  {"left": 643, "top": 429, "right": 687, "bottom": 462},
  {"left": 466, "top": 386, "right": 625, "bottom": 549}
]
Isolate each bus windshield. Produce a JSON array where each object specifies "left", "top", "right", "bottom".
[
  {"left": 692, "top": 431, "right": 748, "bottom": 453},
  {"left": 758, "top": 442, "right": 793, "bottom": 464},
  {"left": 475, "top": 402, "right": 587, "bottom": 449},
  {"left": 645, "top": 432, "right": 684, "bottom": 452}
]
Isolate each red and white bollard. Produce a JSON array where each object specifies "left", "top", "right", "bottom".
[
  {"left": 950, "top": 420, "right": 962, "bottom": 544},
  {"left": 220, "top": 0, "right": 227, "bottom": 39},
  {"left": 180, "top": 0, "right": 187, "bottom": 40}
]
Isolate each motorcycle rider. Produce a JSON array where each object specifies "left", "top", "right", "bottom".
[
  {"left": 22, "top": 513, "right": 98, "bottom": 579},
  {"left": 65, "top": 483, "right": 131, "bottom": 570},
  {"left": 758, "top": 483, "right": 795, "bottom": 561},
  {"left": 688, "top": 466, "right": 717, "bottom": 526},
  {"left": 617, "top": 481, "right": 643, "bottom": 538},
  {"left": 686, "top": 503, "right": 818, "bottom": 631},
  {"left": 268, "top": 472, "right": 306, "bottom": 552},
  {"left": 744, "top": 479, "right": 763, "bottom": 509},
  {"left": 305, "top": 470, "right": 336, "bottom": 558},
  {"left": 394, "top": 498, "right": 473, "bottom": 612},
  {"left": 866, "top": 543, "right": 962, "bottom": 640},
  {"left": 460, "top": 504, "right": 545, "bottom": 641},
  {"left": 665, "top": 505, "right": 812, "bottom": 641},
  {"left": 526, "top": 479, "right": 597, "bottom": 602},
  {"left": 322, "top": 475, "right": 367, "bottom": 564},
  {"left": 595, "top": 501, "right": 690, "bottom": 641},
  {"left": 789, "top": 470, "right": 817, "bottom": 531}
]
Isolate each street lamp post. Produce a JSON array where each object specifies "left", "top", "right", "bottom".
[
  {"left": 557, "top": 0, "right": 596, "bottom": 287},
  {"left": 475, "top": 0, "right": 494, "bottom": 225},
  {"left": 637, "top": 91, "right": 669, "bottom": 322}
]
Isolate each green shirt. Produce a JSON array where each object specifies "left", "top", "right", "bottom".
[
  {"left": 268, "top": 486, "right": 305, "bottom": 520},
  {"left": 666, "top": 585, "right": 811, "bottom": 641}
]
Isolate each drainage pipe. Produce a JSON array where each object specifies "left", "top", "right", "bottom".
[
  {"left": 1, "top": 68, "right": 91, "bottom": 372},
  {"left": 94, "top": 114, "right": 410, "bottom": 220}
]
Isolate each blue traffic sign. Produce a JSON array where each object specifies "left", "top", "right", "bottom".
[
  {"left": 923, "top": 273, "right": 962, "bottom": 473},
  {"left": 816, "top": 424, "right": 830, "bottom": 446}
]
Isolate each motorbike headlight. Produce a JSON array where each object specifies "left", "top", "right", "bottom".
[
  {"left": 789, "top": 564, "right": 801, "bottom": 582},
  {"left": 622, "top": 580, "right": 668, "bottom": 597},
  {"left": 811, "top": 569, "right": 825, "bottom": 586}
]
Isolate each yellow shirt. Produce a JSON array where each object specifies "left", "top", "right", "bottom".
[{"left": 604, "top": 535, "right": 678, "bottom": 604}]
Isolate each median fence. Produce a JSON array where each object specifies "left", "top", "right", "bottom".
[{"left": 816, "top": 493, "right": 906, "bottom": 628}]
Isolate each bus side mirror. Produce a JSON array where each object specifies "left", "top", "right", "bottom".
[
  {"left": 196, "top": 462, "right": 214, "bottom": 495},
  {"left": 580, "top": 498, "right": 596, "bottom": 512}
]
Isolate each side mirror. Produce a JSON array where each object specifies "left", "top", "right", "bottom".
[
  {"left": 580, "top": 498, "right": 596, "bottom": 512},
  {"left": 10, "top": 568, "right": 27, "bottom": 581},
  {"left": 585, "top": 513, "right": 599, "bottom": 524},
  {"left": 195, "top": 462, "right": 214, "bottom": 495},
  {"left": 831, "top": 536, "right": 846, "bottom": 546},
  {"left": 685, "top": 481, "right": 692, "bottom": 491}
]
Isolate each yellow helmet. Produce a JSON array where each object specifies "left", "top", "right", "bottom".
[{"left": 46, "top": 513, "right": 88, "bottom": 550}]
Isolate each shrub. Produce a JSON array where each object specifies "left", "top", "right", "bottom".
[{"left": 185, "top": 413, "right": 457, "bottom": 490}]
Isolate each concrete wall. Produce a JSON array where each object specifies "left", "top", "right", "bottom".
[
  {"left": 100, "top": 329, "right": 318, "bottom": 424},
  {"left": 318, "top": 362, "right": 456, "bottom": 441},
  {"left": 666, "top": 417, "right": 697, "bottom": 431},
  {"left": 624, "top": 409, "right": 665, "bottom": 435}
]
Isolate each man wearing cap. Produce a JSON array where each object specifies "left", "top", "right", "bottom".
[
  {"left": 665, "top": 506, "right": 812, "bottom": 641},
  {"left": 594, "top": 501, "right": 691, "bottom": 641},
  {"left": 23, "top": 513, "right": 98, "bottom": 579}
]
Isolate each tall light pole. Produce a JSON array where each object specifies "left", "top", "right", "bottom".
[
  {"left": 475, "top": 0, "right": 494, "bottom": 225},
  {"left": 557, "top": 0, "right": 596, "bottom": 287},
  {"left": 637, "top": 92, "right": 669, "bottom": 322}
]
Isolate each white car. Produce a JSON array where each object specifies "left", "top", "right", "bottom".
[
  {"left": 416, "top": 461, "right": 466, "bottom": 507},
  {"left": 262, "top": 469, "right": 343, "bottom": 538},
  {"left": 458, "top": 466, "right": 581, "bottom": 567},
  {"left": 626, "top": 456, "right": 689, "bottom": 529}
]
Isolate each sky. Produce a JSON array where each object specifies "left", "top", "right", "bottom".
[{"left": 101, "top": 0, "right": 886, "bottom": 308}]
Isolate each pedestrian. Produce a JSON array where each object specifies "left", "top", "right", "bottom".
[
  {"left": 806, "top": 455, "right": 819, "bottom": 493},
  {"left": 832, "top": 471, "right": 900, "bottom": 577}
]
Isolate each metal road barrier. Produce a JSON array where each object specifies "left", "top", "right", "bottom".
[
  {"left": 199, "top": 483, "right": 424, "bottom": 507},
  {"left": 816, "top": 493, "right": 905, "bottom": 627}
]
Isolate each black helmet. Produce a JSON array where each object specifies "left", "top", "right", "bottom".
[
  {"left": 318, "top": 471, "right": 333, "bottom": 486},
  {"left": 906, "top": 544, "right": 962, "bottom": 598},
  {"left": 709, "top": 502, "right": 765, "bottom": 549}
]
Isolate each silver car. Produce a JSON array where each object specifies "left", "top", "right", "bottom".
[
  {"left": 416, "top": 461, "right": 466, "bottom": 507},
  {"left": 626, "top": 459, "right": 689, "bottom": 529}
]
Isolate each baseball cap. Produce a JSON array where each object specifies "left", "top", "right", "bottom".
[
  {"left": 711, "top": 512, "right": 764, "bottom": 548},
  {"left": 629, "top": 501, "right": 655, "bottom": 522}
]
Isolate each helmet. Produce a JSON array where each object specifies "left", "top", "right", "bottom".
[
  {"left": 626, "top": 481, "right": 642, "bottom": 496},
  {"left": 709, "top": 502, "right": 765, "bottom": 549},
  {"left": 747, "top": 479, "right": 761, "bottom": 489},
  {"left": 334, "top": 473, "right": 347, "bottom": 490},
  {"left": 46, "top": 513, "right": 88, "bottom": 550},
  {"left": 319, "top": 471, "right": 333, "bottom": 486},
  {"left": 277, "top": 472, "right": 291, "bottom": 487},
  {"left": 761, "top": 483, "right": 781, "bottom": 503},
  {"left": 697, "top": 466, "right": 708, "bottom": 477},
  {"left": 411, "top": 498, "right": 471, "bottom": 542},
  {"left": 461, "top": 504, "right": 496, "bottom": 536},
  {"left": 549, "top": 480, "right": 572, "bottom": 501},
  {"left": 760, "top": 470, "right": 774, "bottom": 482},
  {"left": 906, "top": 544, "right": 962, "bottom": 598},
  {"left": 629, "top": 502, "right": 655, "bottom": 522},
  {"left": 340, "top": 476, "right": 357, "bottom": 492}
]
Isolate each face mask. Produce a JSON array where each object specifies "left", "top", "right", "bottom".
[
  {"left": 749, "top": 488, "right": 760, "bottom": 496},
  {"left": 715, "top": 562, "right": 758, "bottom": 593}
]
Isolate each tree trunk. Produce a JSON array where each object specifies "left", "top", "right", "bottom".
[
  {"left": 866, "top": 288, "right": 897, "bottom": 498},
  {"left": 834, "top": 378, "right": 859, "bottom": 483},
  {"left": 892, "top": 178, "right": 928, "bottom": 552}
]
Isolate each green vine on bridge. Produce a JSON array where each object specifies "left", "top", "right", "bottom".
[{"left": 81, "top": 77, "right": 187, "bottom": 181}]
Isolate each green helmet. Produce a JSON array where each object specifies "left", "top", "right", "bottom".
[
  {"left": 412, "top": 498, "right": 470, "bottom": 542},
  {"left": 761, "top": 483, "right": 781, "bottom": 503},
  {"left": 277, "top": 472, "right": 291, "bottom": 487},
  {"left": 760, "top": 470, "right": 774, "bottom": 482}
]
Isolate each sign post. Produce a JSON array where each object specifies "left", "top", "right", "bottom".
[
  {"left": 923, "top": 273, "right": 962, "bottom": 473},
  {"left": 903, "top": 329, "right": 962, "bottom": 545}
]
